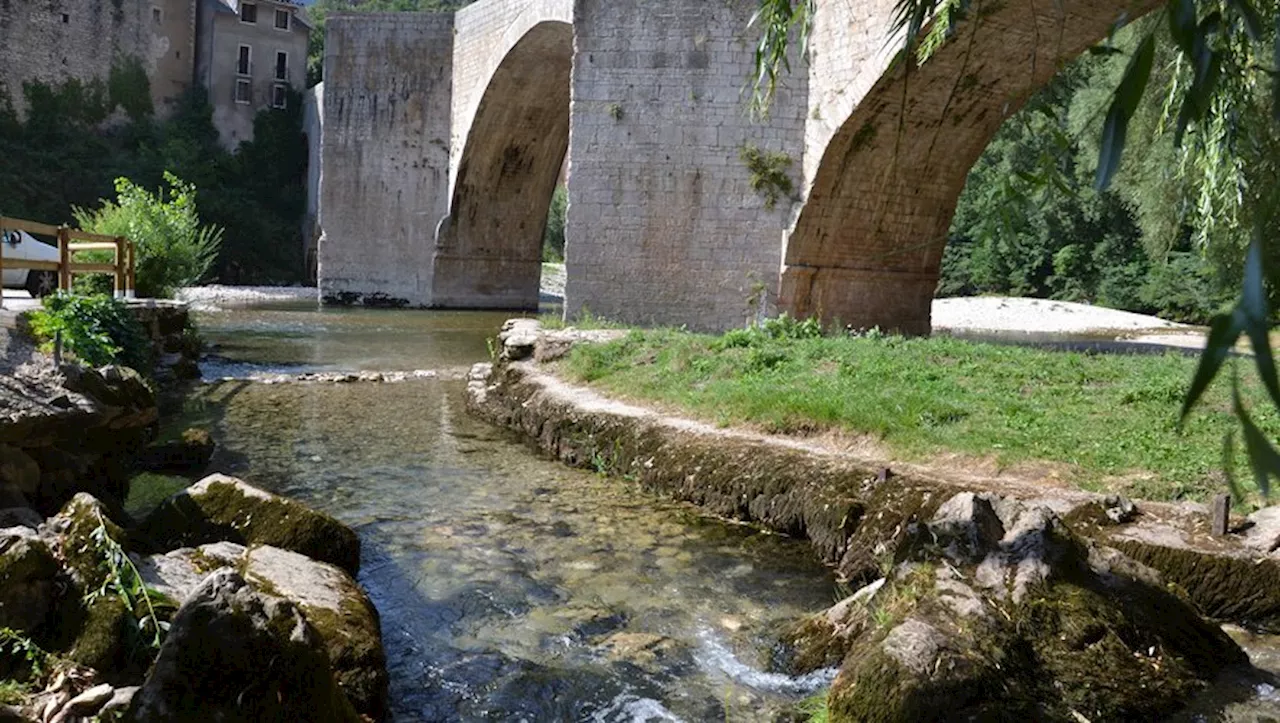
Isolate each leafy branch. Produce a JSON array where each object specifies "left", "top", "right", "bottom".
[{"left": 85, "top": 508, "right": 171, "bottom": 651}]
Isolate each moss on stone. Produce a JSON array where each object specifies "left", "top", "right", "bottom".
[
  {"left": 141, "top": 478, "right": 361, "bottom": 576},
  {"left": 52, "top": 494, "right": 126, "bottom": 593},
  {"left": 68, "top": 596, "right": 131, "bottom": 673}
]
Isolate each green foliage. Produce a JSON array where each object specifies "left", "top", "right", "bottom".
[
  {"left": 0, "top": 628, "right": 49, "bottom": 680},
  {"left": 108, "top": 55, "right": 154, "bottom": 121},
  {"left": 798, "top": 692, "right": 830, "bottom": 723},
  {"left": 740, "top": 144, "right": 795, "bottom": 209},
  {"left": 543, "top": 184, "right": 567, "bottom": 262},
  {"left": 28, "top": 293, "right": 151, "bottom": 372},
  {"left": 74, "top": 173, "right": 222, "bottom": 298},
  {"left": 563, "top": 327, "right": 1280, "bottom": 502},
  {"left": 0, "top": 82, "right": 309, "bottom": 286},
  {"left": 84, "top": 507, "right": 173, "bottom": 652}
]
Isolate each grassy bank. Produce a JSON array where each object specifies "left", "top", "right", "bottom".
[{"left": 558, "top": 326, "right": 1279, "bottom": 502}]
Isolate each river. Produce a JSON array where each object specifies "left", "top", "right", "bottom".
[
  {"left": 142, "top": 303, "right": 839, "bottom": 722},
  {"left": 133, "top": 301, "right": 1280, "bottom": 722}
]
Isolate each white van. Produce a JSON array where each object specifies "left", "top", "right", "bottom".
[{"left": 1, "top": 229, "right": 59, "bottom": 297}]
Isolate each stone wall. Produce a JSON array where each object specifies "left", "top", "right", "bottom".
[
  {"left": 318, "top": 14, "right": 455, "bottom": 307},
  {"left": 0, "top": 0, "right": 194, "bottom": 118},
  {"left": 563, "top": 0, "right": 808, "bottom": 331}
]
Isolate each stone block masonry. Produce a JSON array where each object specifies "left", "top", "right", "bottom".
[
  {"left": 318, "top": 14, "right": 455, "bottom": 308},
  {"left": 563, "top": 0, "right": 808, "bottom": 332}
]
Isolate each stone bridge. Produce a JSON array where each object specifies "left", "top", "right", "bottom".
[{"left": 319, "top": 0, "right": 1156, "bottom": 333}]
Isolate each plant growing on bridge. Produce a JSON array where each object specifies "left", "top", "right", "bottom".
[{"left": 740, "top": 144, "right": 796, "bottom": 209}]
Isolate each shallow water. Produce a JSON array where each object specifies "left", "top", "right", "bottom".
[
  {"left": 172, "top": 304, "right": 839, "bottom": 722},
  {"left": 157, "top": 303, "right": 1280, "bottom": 721}
]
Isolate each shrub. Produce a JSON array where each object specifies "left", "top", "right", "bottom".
[
  {"left": 27, "top": 293, "right": 151, "bottom": 372},
  {"left": 73, "top": 173, "right": 222, "bottom": 298}
]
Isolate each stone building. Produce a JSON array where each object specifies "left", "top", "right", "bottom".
[
  {"left": 195, "top": 0, "right": 310, "bottom": 147},
  {"left": 0, "top": 0, "right": 196, "bottom": 117}
]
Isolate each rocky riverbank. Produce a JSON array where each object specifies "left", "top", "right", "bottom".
[
  {"left": 0, "top": 474, "right": 387, "bottom": 722},
  {"left": 467, "top": 319, "right": 1280, "bottom": 721}
]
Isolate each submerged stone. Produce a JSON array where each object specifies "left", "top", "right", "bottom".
[{"left": 138, "top": 474, "right": 361, "bottom": 576}]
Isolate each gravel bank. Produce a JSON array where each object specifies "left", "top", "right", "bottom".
[
  {"left": 176, "top": 285, "right": 318, "bottom": 310},
  {"left": 932, "top": 296, "right": 1188, "bottom": 335}
]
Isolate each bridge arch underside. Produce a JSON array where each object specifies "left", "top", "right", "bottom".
[
  {"left": 781, "top": 0, "right": 1161, "bottom": 335},
  {"left": 433, "top": 21, "right": 573, "bottom": 309}
]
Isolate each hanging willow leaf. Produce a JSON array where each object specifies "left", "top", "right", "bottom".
[
  {"left": 1096, "top": 33, "right": 1155, "bottom": 189},
  {"left": 1234, "top": 377, "right": 1280, "bottom": 498},
  {"left": 1179, "top": 310, "right": 1243, "bottom": 424},
  {"left": 1239, "top": 237, "right": 1280, "bottom": 409},
  {"left": 1226, "top": 0, "right": 1264, "bottom": 40}
]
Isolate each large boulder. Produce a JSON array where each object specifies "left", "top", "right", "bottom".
[
  {"left": 128, "top": 569, "right": 360, "bottom": 723},
  {"left": 804, "top": 493, "right": 1248, "bottom": 722},
  {"left": 243, "top": 545, "right": 388, "bottom": 720},
  {"left": 135, "top": 543, "right": 388, "bottom": 720},
  {"left": 0, "top": 526, "right": 59, "bottom": 634},
  {"left": 138, "top": 475, "right": 361, "bottom": 576}
]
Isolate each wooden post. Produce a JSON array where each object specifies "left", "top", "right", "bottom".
[
  {"left": 0, "top": 226, "right": 5, "bottom": 310},
  {"left": 53, "top": 330, "right": 62, "bottom": 366},
  {"left": 57, "top": 227, "right": 71, "bottom": 291},
  {"left": 127, "top": 240, "right": 136, "bottom": 298},
  {"left": 113, "top": 236, "right": 125, "bottom": 298},
  {"left": 1211, "top": 493, "right": 1231, "bottom": 536}
]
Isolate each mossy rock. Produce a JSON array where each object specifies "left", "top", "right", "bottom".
[
  {"left": 241, "top": 545, "right": 387, "bottom": 721},
  {"left": 68, "top": 596, "right": 134, "bottom": 677},
  {"left": 821, "top": 495, "right": 1248, "bottom": 722},
  {"left": 0, "top": 528, "right": 58, "bottom": 635},
  {"left": 139, "top": 475, "right": 360, "bottom": 576},
  {"left": 129, "top": 569, "right": 361, "bottom": 723},
  {"left": 46, "top": 493, "right": 127, "bottom": 593}
]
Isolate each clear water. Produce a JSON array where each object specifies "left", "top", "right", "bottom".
[
  {"left": 174, "top": 304, "right": 839, "bottom": 722},
  {"left": 161, "top": 303, "right": 1280, "bottom": 722}
]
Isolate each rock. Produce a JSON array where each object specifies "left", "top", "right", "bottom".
[
  {"left": 0, "top": 445, "right": 40, "bottom": 497},
  {"left": 139, "top": 474, "right": 361, "bottom": 576},
  {"left": 242, "top": 545, "right": 388, "bottom": 720},
  {"left": 0, "top": 526, "right": 58, "bottom": 634},
  {"left": 97, "top": 685, "right": 138, "bottom": 718},
  {"left": 499, "top": 319, "right": 541, "bottom": 361},
  {"left": 0, "top": 508, "right": 42, "bottom": 530},
  {"left": 67, "top": 596, "right": 135, "bottom": 677},
  {"left": 42, "top": 493, "right": 126, "bottom": 592},
  {"left": 927, "top": 492, "right": 1004, "bottom": 562},
  {"left": 1242, "top": 505, "right": 1280, "bottom": 554},
  {"left": 135, "top": 542, "right": 246, "bottom": 604},
  {"left": 824, "top": 493, "right": 1248, "bottom": 722},
  {"left": 128, "top": 570, "right": 361, "bottom": 723},
  {"left": 0, "top": 487, "right": 30, "bottom": 511},
  {"left": 137, "top": 428, "right": 215, "bottom": 474},
  {"left": 597, "top": 632, "right": 690, "bottom": 675},
  {"left": 50, "top": 683, "right": 113, "bottom": 722}
]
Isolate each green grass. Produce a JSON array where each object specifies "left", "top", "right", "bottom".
[
  {"left": 798, "top": 691, "right": 829, "bottom": 723},
  {"left": 560, "top": 328, "right": 1280, "bottom": 502}
]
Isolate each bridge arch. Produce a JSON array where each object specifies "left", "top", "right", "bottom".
[
  {"left": 781, "top": 0, "right": 1162, "bottom": 334},
  {"left": 432, "top": 5, "right": 574, "bottom": 309}
]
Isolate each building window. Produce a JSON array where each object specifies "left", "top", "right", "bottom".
[
  {"left": 152, "top": 7, "right": 162, "bottom": 23},
  {"left": 237, "top": 45, "right": 251, "bottom": 76},
  {"left": 239, "top": 2, "right": 257, "bottom": 23},
  {"left": 274, "top": 9, "right": 290, "bottom": 30},
  {"left": 271, "top": 83, "right": 287, "bottom": 109},
  {"left": 235, "top": 79, "right": 252, "bottom": 105},
  {"left": 274, "top": 52, "right": 288, "bottom": 81}
]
